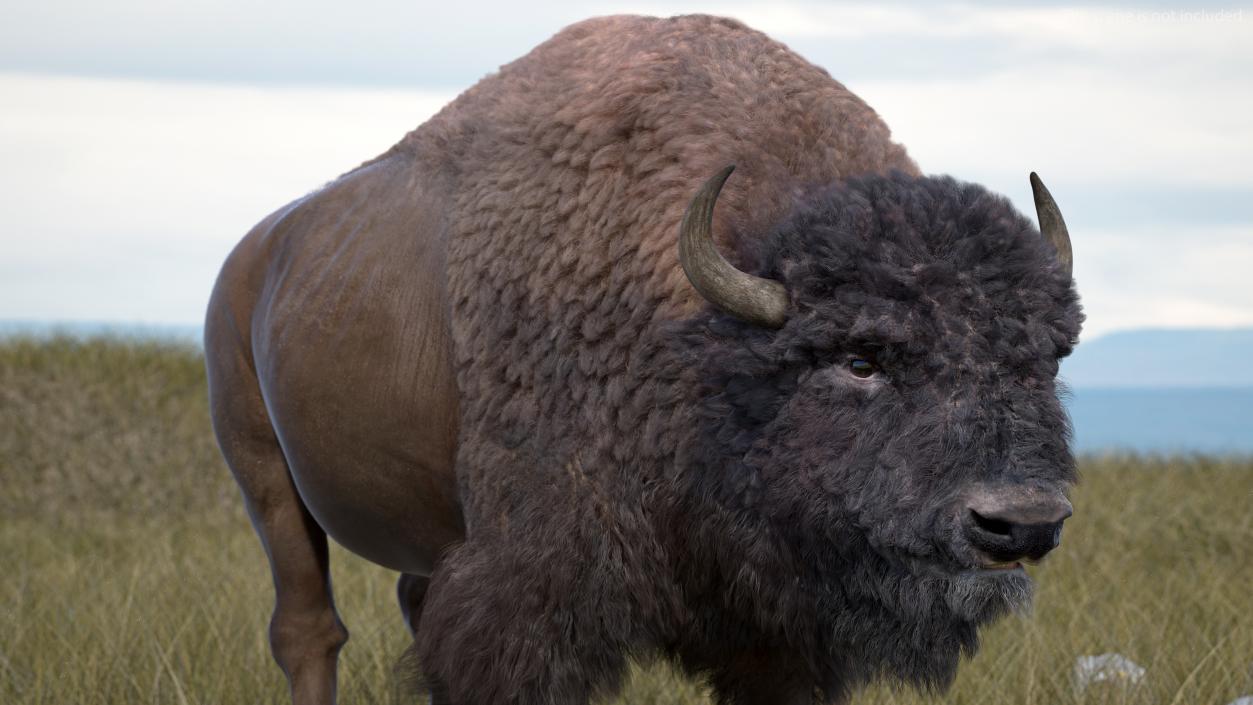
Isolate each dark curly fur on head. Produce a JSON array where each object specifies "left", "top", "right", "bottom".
[{"left": 671, "top": 170, "right": 1083, "bottom": 696}]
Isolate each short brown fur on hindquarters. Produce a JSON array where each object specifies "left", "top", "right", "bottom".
[{"left": 206, "top": 13, "right": 1081, "bottom": 705}]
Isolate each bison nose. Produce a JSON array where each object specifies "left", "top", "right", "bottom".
[{"left": 963, "top": 491, "right": 1072, "bottom": 564}]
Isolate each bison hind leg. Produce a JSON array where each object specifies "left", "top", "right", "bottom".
[
  {"left": 206, "top": 305, "right": 350, "bottom": 705},
  {"left": 208, "top": 388, "right": 348, "bottom": 702}
]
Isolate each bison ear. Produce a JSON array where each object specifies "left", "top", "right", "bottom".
[
  {"left": 678, "top": 165, "right": 789, "bottom": 328},
  {"left": 1029, "top": 172, "right": 1073, "bottom": 279}
]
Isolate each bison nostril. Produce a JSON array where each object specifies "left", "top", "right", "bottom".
[
  {"left": 964, "top": 490, "right": 1071, "bottom": 564},
  {"left": 970, "top": 510, "right": 1013, "bottom": 537}
]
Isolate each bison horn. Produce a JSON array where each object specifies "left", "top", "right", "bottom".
[
  {"left": 1029, "top": 172, "right": 1073, "bottom": 279},
  {"left": 679, "top": 166, "right": 788, "bottom": 328}
]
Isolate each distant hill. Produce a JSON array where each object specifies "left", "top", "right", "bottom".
[
  {"left": 0, "top": 320, "right": 202, "bottom": 345},
  {"left": 1062, "top": 328, "right": 1253, "bottom": 389},
  {"left": 1068, "top": 387, "right": 1253, "bottom": 453}
]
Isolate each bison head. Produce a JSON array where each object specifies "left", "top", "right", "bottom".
[{"left": 676, "top": 166, "right": 1082, "bottom": 689}]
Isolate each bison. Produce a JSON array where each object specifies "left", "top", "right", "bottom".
[{"left": 205, "top": 13, "right": 1082, "bottom": 705}]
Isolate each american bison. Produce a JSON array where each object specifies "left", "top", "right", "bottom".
[{"left": 205, "top": 13, "right": 1082, "bottom": 705}]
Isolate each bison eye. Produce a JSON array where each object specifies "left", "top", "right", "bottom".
[{"left": 849, "top": 358, "right": 877, "bottom": 378}]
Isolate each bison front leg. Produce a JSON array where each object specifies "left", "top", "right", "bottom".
[
  {"left": 397, "top": 573, "right": 431, "bottom": 636},
  {"left": 398, "top": 574, "right": 455, "bottom": 705},
  {"left": 707, "top": 650, "right": 827, "bottom": 705},
  {"left": 412, "top": 541, "right": 633, "bottom": 705}
]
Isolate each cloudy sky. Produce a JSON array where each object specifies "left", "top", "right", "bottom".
[{"left": 2, "top": 1, "right": 1250, "bottom": 339}]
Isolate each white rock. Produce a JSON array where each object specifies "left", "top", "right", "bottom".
[
  {"left": 1073, "top": 653, "right": 1146, "bottom": 692},
  {"left": 1225, "top": 697, "right": 1253, "bottom": 705}
]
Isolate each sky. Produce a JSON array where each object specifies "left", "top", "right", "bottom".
[{"left": 2, "top": 1, "right": 1251, "bottom": 339}]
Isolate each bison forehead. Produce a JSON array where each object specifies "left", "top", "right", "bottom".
[{"left": 762, "top": 172, "right": 1082, "bottom": 369}]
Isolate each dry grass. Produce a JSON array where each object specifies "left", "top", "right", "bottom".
[{"left": 2, "top": 337, "right": 1250, "bottom": 704}]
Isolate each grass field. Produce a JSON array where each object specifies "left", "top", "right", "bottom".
[{"left": 2, "top": 337, "right": 1251, "bottom": 705}]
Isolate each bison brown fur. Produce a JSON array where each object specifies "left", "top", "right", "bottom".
[{"left": 208, "top": 13, "right": 1083, "bottom": 705}]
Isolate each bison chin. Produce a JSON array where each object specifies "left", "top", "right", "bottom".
[
  {"left": 813, "top": 539, "right": 1037, "bottom": 692},
  {"left": 890, "top": 533, "right": 1036, "bottom": 625},
  {"left": 939, "top": 567, "right": 1034, "bottom": 623}
]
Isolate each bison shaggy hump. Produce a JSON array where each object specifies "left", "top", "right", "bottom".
[{"left": 209, "top": 12, "right": 1084, "bottom": 705}]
